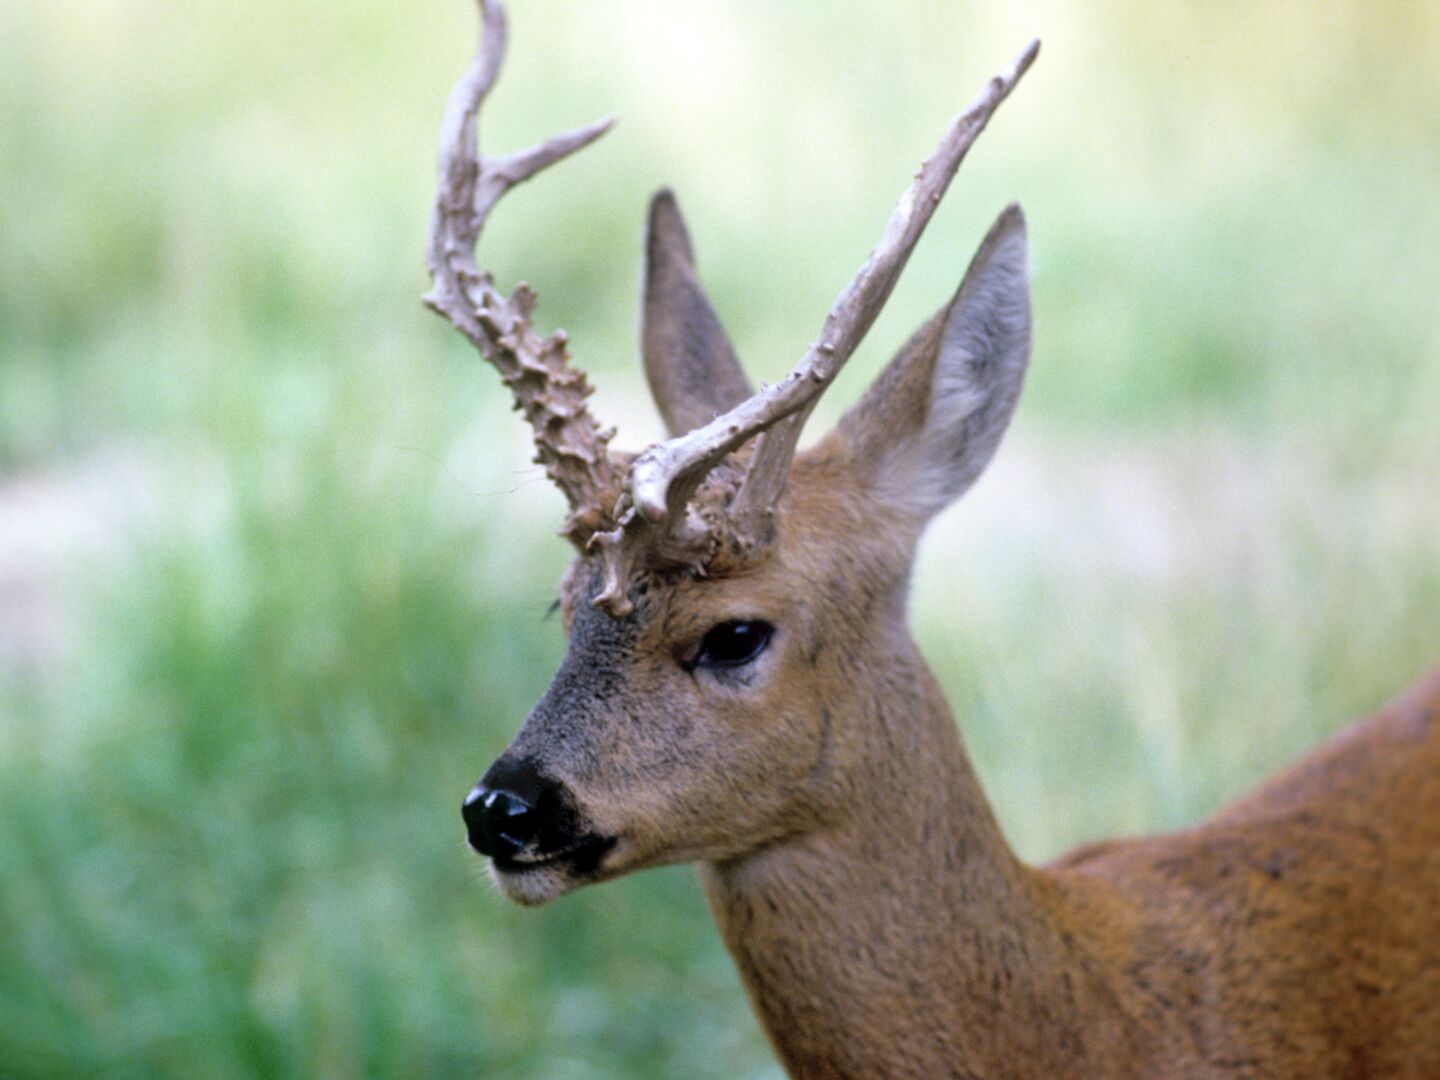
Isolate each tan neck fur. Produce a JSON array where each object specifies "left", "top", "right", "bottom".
[{"left": 697, "top": 648, "right": 1145, "bottom": 1079}]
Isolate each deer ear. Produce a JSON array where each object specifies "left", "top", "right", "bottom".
[
  {"left": 641, "top": 189, "right": 754, "bottom": 436},
  {"left": 828, "top": 204, "right": 1031, "bottom": 521}
]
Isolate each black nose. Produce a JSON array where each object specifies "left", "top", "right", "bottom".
[
  {"left": 461, "top": 757, "right": 575, "bottom": 860},
  {"left": 462, "top": 786, "right": 539, "bottom": 857}
]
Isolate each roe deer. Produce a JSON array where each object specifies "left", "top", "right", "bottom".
[{"left": 428, "top": 2, "right": 1440, "bottom": 1075}]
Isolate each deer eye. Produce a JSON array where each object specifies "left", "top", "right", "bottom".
[{"left": 694, "top": 620, "right": 774, "bottom": 670}]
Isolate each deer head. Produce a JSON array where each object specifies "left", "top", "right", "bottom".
[{"left": 434, "top": 0, "right": 1037, "bottom": 906}]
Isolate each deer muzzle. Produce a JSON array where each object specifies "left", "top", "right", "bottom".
[{"left": 462, "top": 755, "right": 613, "bottom": 875}]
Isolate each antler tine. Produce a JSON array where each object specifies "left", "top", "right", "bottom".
[
  {"left": 425, "top": 0, "right": 622, "bottom": 544},
  {"left": 623, "top": 38, "right": 1041, "bottom": 537}
]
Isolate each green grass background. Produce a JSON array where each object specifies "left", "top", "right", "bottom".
[{"left": 2, "top": 0, "right": 1438, "bottom": 1076}]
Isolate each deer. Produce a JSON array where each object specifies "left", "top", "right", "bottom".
[{"left": 428, "top": 2, "right": 1440, "bottom": 1076}]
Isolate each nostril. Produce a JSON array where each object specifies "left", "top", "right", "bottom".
[
  {"left": 487, "top": 789, "right": 540, "bottom": 845},
  {"left": 462, "top": 784, "right": 539, "bottom": 857}
]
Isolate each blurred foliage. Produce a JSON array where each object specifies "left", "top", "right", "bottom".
[{"left": 1, "top": 0, "right": 1438, "bottom": 1076}]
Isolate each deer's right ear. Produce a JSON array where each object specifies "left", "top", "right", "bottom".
[
  {"left": 641, "top": 190, "right": 753, "bottom": 437},
  {"left": 827, "top": 205, "right": 1031, "bottom": 523}
]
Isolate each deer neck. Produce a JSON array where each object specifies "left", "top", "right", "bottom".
[{"left": 697, "top": 644, "right": 1134, "bottom": 1078}]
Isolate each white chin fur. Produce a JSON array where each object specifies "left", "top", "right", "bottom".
[{"left": 488, "top": 862, "right": 580, "bottom": 906}]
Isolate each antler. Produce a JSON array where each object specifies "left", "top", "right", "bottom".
[
  {"left": 424, "top": 0, "right": 622, "bottom": 546},
  {"left": 583, "top": 39, "right": 1040, "bottom": 613},
  {"left": 422, "top": 0, "right": 1037, "bottom": 615}
]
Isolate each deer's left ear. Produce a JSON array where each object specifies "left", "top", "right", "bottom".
[{"left": 826, "top": 204, "right": 1031, "bottom": 522}]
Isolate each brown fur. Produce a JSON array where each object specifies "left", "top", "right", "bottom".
[
  {"left": 477, "top": 203, "right": 1440, "bottom": 1076},
  {"left": 641, "top": 189, "right": 753, "bottom": 437},
  {"left": 693, "top": 445, "right": 1440, "bottom": 1078}
]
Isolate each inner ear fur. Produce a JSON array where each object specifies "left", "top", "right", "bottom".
[{"left": 824, "top": 204, "right": 1032, "bottom": 521}]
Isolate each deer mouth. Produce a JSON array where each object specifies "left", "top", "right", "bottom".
[
  {"left": 488, "top": 833, "right": 618, "bottom": 906},
  {"left": 491, "top": 832, "right": 616, "bottom": 877}
]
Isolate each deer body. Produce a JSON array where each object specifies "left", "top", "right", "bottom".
[{"left": 428, "top": 3, "right": 1440, "bottom": 1075}]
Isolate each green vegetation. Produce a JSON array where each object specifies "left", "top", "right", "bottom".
[{"left": 2, "top": 0, "right": 1437, "bottom": 1076}]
